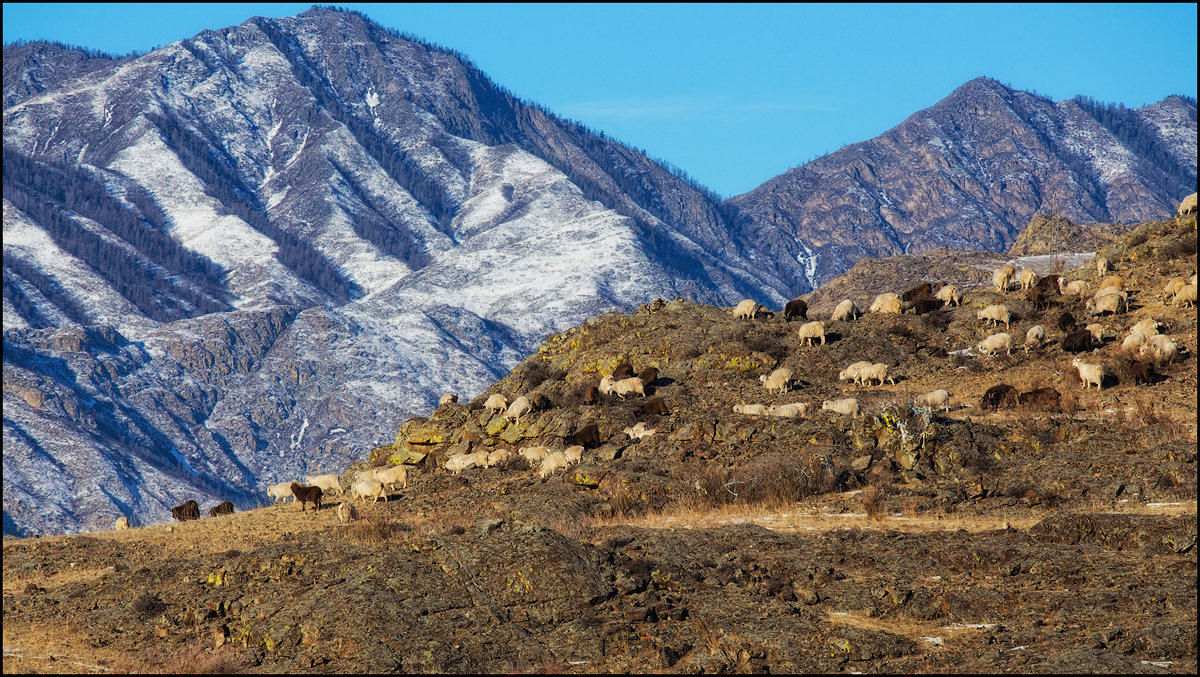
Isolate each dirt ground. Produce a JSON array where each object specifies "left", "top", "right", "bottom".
[{"left": 3, "top": 217, "right": 1196, "bottom": 674}]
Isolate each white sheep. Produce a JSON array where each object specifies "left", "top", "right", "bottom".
[
  {"left": 838, "top": 361, "right": 872, "bottom": 383},
  {"left": 869, "top": 293, "right": 903, "bottom": 314},
  {"left": 992, "top": 267, "right": 1012, "bottom": 292},
  {"left": 1087, "top": 293, "right": 1125, "bottom": 316},
  {"left": 821, "top": 398, "right": 860, "bottom": 417},
  {"left": 914, "top": 389, "right": 951, "bottom": 411},
  {"left": 504, "top": 396, "right": 532, "bottom": 424},
  {"left": 935, "top": 284, "right": 961, "bottom": 307},
  {"left": 623, "top": 422, "right": 657, "bottom": 440},
  {"left": 114, "top": 516, "right": 129, "bottom": 531},
  {"left": 1024, "top": 325, "right": 1046, "bottom": 352},
  {"left": 760, "top": 367, "right": 793, "bottom": 394},
  {"left": 486, "top": 449, "right": 512, "bottom": 469},
  {"left": 1130, "top": 318, "right": 1159, "bottom": 337},
  {"left": 1172, "top": 283, "right": 1196, "bottom": 308},
  {"left": 374, "top": 465, "right": 408, "bottom": 490},
  {"left": 613, "top": 377, "right": 646, "bottom": 399},
  {"left": 733, "top": 403, "right": 768, "bottom": 415},
  {"left": 439, "top": 393, "right": 458, "bottom": 406},
  {"left": 1093, "top": 286, "right": 1129, "bottom": 305},
  {"left": 336, "top": 502, "right": 359, "bottom": 523},
  {"left": 832, "top": 299, "right": 861, "bottom": 321},
  {"left": 518, "top": 446, "right": 551, "bottom": 465},
  {"left": 465, "top": 450, "right": 490, "bottom": 469},
  {"left": 1084, "top": 323, "right": 1105, "bottom": 343},
  {"left": 538, "top": 451, "right": 569, "bottom": 479},
  {"left": 267, "top": 481, "right": 296, "bottom": 504},
  {"left": 1018, "top": 268, "right": 1037, "bottom": 290},
  {"left": 350, "top": 478, "right": 387, "bottom": 502},
  {"left": 1071, "top": 357, "right": 1104, "bottom": 390},
  {"left": 1142, "top": 335, "right": 1178, "bottom": 366},
  {"left": 443, "top": 454, "right": 476, "bottom": 475},
  {"left": 1002, "top": 264, "right": 1016, "bottom": 277},
  {"left": 766, "top": 402, "right": 808, "bottom": 418},
  {"left": 306, "top": 473, "right": 341, "bottom": 496},
  {"left": 1095, "top": 255, "right": 1110, "bottom": 277},
  {"left": 484, "top": 394, "right": 509, "bottom": 416},
  {"left": 797, "top": 321, "right": 826, "bottom": 346},
  {"left": 976, "top": 332, "right": 1013, "bottom": 356},
  {"left": 598, "top": 375, "right": 617, "bottom": 398},
  {"left": 976, "top": 304, "right": 1011, "bottom": 329},
  {"left": 1121, "top": 331, "right": 1147, "bottom": 352},
  {"left": 733, "top": 299, "right": 761, "bottom": 320},
  {"left": 1163, "top": 277, "right": 1187, "bottom": 299},
  {"left": 854, "top": 363, "right": 894, "bottom": 386},
  {"left": 1063, "top": 280, "right": 1088, "bottom": 297},
  {"left": 563, "top": 445, "right": 584, "bottom": 465}
]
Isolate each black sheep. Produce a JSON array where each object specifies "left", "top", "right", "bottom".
[
  {"left": 980, "top": 384, "right": 1019, "bottom": 411},
  {"left": 208, "top": 501, "right": 235, "bottom": 517},
  {"left": 783, "top": 298, "right": 808, "bottom": 321},
  {"left": 171, "top": 499, "right": 200, "bottom": 522},
  {"left": 1062, "top": 330, "right": 1093, "bottom": 353},
  {"left": 1057, "top": 311, "right": 1078, "bottom": 332},
  {"left": 290, "top": 483, "right": 323, "bottom": 511}
]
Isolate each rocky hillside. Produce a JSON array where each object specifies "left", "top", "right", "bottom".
[
  {"left": 2, "top": 213, "right": 1195, "bottom": 673},
  {"left": 3, "top": 6, "right": 1196, "bottom": 538},
  {"left": 726, "top": 77, "right": 1197, "bottom": 285},
  {"left": 1008, "top": 213, "right": 1134, "bottom": 256}
]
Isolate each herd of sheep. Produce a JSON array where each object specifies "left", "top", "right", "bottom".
[
  {"left": 118, "top": 249, "right": 1193, "bottom": 532},
  {"left": 716, "top": 257, "right": 1193, "bottom": 424}
]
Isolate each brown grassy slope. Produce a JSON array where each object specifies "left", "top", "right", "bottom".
[{"left": 3, "top": 213, "right": 1196, "bottom": 674}]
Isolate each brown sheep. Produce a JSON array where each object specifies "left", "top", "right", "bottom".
[
  {"left": 1062, "top": 330, "right": 1094, "bottom": 353},
  {"left": 1036, "top": 275, "right": 1062, "bottom": 293},
  {"left": 564, "top": 423, "right": 601, "bottom": 449},
  {"left": 1126, "top": 360, "right": 1158, "bottom": 385},
  {"left": 530, "top": 393, "right": 552, "bottom": 411},
  {"left": 208, "top": 501, "right": 235, "bottom": 517},
  {"left": 171, "top": 500, "right": 200, "bottom": 522},
  {"left": 638, "top": 366, "right": 659, "bottom": 386},
  {"left": 784, "top": 298, "right": 809, "bottom": 321},
  {"left": 1026, "top": 286, "right": 1052, "bottom": 310},
  {"left": 980, "top": 384, "right": 1019, "bottom": 411},
  {"left": 583, "top": 385, "right": 600, "bottom": 405},
  {"left": 911, "top": 298, "right": 941, "bottom": 315},
  {"left": 638, "top": 396, "right": 669, "bottom": 417},
  {"left": 290, "top": 482, "right": 323, "bottom": 512},
  {"left": 612, "top": 362, "right": 634, "bottom": 380},
  {"left": 902, "top": 283, "right": 934, "bottom": 302},
  {"left": 1018, "top": 387, "right": 1061, "bottom": 411},
  {"left": 1057, "top": 311, "right": 1078, "bottom": 333}
]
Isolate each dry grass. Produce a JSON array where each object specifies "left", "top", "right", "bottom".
[
  {"left": 109, "top": 639, "right": 248, "bottom": 674},
  {"left": 860, "top": 485, "right": 887, "bottom": 521}
]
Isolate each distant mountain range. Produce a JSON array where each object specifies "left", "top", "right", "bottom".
[{"left": 3, "top": 6, "right": 1195, "bottom": 535}]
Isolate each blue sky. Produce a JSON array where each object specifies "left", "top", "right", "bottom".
[{"left": 4, "top": 3, "right": 1196, "bottom": 198}]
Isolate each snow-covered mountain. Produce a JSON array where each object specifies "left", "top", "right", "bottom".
[
  {"left": 3, "top": 7, "right": 791, "bottom": 536},
  {"left": 3, "top": 8, "right": 1195, "bottom": 536}
]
